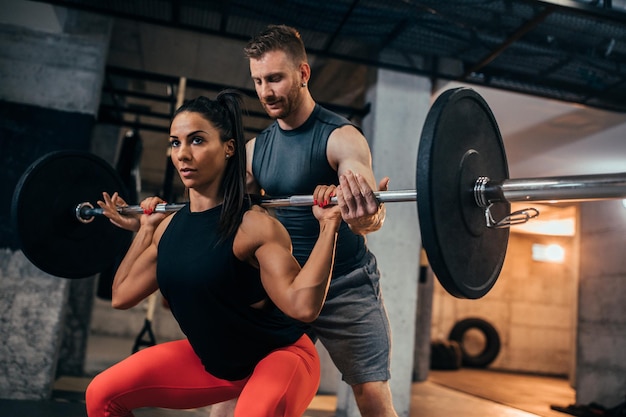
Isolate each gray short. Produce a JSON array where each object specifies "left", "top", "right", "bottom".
[{"left": 309, "top": 251, "right": 392, "bottom": 386}]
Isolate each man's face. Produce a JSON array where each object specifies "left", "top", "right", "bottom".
[{"left": 249, "top": 50, "right": 303, "bottom": 120}]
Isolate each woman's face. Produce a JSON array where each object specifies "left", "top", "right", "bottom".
[{"left": 169, "top": 111, "right": 234, "bottom": 192}]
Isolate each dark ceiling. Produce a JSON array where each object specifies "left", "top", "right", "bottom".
[{"left": 35, "top": 0, "right": 626, "bottom": 113}]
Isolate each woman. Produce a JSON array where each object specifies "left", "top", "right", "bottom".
[{"left": 86, "top": 91, "right": 342, "bottom": 417}]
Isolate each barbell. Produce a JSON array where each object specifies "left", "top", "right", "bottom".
[{"left": 11, "top": 87, "right": 626, "bottom": 298}]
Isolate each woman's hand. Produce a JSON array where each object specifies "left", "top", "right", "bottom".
[
  {"left": 97, "top": 192, "right": 140, "bottom": 232},
  {"left": 138, "top": 196, "right": 170, "bottom": 228},
  {"left": 312, "top": 185, "right": 342, "bottom": 232}
]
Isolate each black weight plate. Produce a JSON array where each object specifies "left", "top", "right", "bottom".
[
  {"left": 11, "top": 151, "right": 133, "bottom": 279},
  {"left": 417, "top": 88, "right": 510, "bottom": 299}
]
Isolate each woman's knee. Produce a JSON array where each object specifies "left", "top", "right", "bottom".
[
  {"left": 85, "top": 374, "right": 107, "bottom": 417},
  {"left": 85, "top": 372, "right": 131, "bottom": 417}
]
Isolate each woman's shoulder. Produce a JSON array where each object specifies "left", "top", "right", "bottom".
[
  {"left": 242, "top": 205, "right": 282, "bottom": 231},
  {"left": 242, "top": 206, "right": 290, "bottom": 242},
  {"left": 234, "top": 205, "right": 291, "bottom": 262}
]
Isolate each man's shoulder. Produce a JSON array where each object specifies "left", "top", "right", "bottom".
[
  {"left": 315, "top": 104, "right": 352, "bottom": 127},
  {"left": 257, "top": 120, "right": 281, "bottom": 138},
  {"left": 315, "top": 104, "right": 363, "bottom": 137}
]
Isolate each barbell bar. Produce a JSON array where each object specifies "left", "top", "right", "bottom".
[
  {"left": 74, "top": 172, "right": 626, "bottom": 224},
  {"left": 74, "top": 190, "right": 419, "bottom": 223},
  {"left": 11, "top": 87, "right": 626, "bottom": 299}
]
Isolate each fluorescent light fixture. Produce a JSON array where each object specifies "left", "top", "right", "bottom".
[{"left": 532, "top": 243, "right": 565, "bottom": 263}]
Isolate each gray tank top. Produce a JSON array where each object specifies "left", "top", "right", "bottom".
[{"left": 252, "top": 104, "right": 367, "bottom": 276}]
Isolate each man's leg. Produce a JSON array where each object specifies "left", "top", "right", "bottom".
[
  {"left": 313, "top": 251, "right": 398, "bottom": 417},
  {"left": 352, "top": 380, "right": 398, "bottom": 417},
  {"left": 209, "top": 399, "right": 237, "bottom": 417}
]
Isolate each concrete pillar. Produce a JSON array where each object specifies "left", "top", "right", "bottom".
[
  {"left": 576, "top": 199, "right": 626, "bottom": 408},
  {"left": 0, "top": 0, "right": 112, "bottom": 399},
  {"left": 334, "top": 69, "right": 431, "bottom": 417},
  {"left": 413, "top": 259, "right": 435, "bottom": 382},
  {"left": 0, "top": 250, "right": 70, "bottom": 400}
]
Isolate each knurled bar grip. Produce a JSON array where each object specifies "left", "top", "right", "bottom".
[
  {"left": 76, "top": 190, "right": 419, "bottom": 222},
  {"left": 259, "top": 190, "right": 418, "bottom": 207}
]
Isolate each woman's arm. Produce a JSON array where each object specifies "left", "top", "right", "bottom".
[
  {"left": 236, "top": 188, "right": 341, "bottom": 322},
  {"left": 111, "top": 199, "right": 171, "bottom": 310}
]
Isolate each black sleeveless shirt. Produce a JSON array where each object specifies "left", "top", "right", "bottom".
[
  {"left": 252, "top": 104, "right": 368, "bottom": 276},
  {"left": 157, "top": 204, "right": 305, "bottom": 380}
]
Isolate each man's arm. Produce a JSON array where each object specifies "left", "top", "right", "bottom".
[
  {"left": 245, "top": 137, "right": 262, "bottom": 194},
  {"left": 327, "top": 125, "right": 389, "bottom": 235}
]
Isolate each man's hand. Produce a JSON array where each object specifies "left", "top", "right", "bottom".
[{"left": 336, "top": 171, "right": 389, "bottom": 235}]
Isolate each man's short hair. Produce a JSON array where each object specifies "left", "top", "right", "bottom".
[{"left": 244, "top": 24, "right": 307, "bottom": 65}]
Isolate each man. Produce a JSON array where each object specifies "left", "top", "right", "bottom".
[{"left": 210, "top": 24, "right": 397, "bottom": 417}]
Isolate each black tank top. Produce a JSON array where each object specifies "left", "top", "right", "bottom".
[
  {"left": 157, "top": 204, "right": 305, "bottom": 380},
  {"left": 252, "top": 104, "right": 368, "bottom": 276}
]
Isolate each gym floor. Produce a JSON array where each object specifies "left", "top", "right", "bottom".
[{"left": 0, "top": 334, "right": 575, "bottom": 417}]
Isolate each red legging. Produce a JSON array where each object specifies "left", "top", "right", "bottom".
[{"left": 85, "top": 335, "right": 320, "bottom": 417}]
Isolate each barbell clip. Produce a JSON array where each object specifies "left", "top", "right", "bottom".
[{"left": 484, "top": 205, "right": 540, "bottom": 229}]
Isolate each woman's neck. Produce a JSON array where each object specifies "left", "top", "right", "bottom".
[{"left": 188, "top": 189, "right": 224, "bottom": 212}]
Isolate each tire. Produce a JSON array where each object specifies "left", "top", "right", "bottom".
[
  {"left": 448, "top": 318, "right": 500, "bottom": 368},
  {"left": 430, "top": 339, "right": 462, "bottom": 370}
]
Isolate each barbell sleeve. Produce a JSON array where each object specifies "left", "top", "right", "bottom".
[{"left": 475, "top": 172, "right": 626, "bottom": 207}]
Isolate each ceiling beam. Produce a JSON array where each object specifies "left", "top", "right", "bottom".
[{"left": 459, "top": 6, "right": 555, "bottom": 80}]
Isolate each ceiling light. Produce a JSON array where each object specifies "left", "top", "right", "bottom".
[{"left": 532, "top": 243, "right": 565, "bottom": 263}]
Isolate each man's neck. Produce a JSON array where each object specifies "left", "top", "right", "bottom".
[{"left": 277, "top": 94, "right": 316, "bottom": 130}]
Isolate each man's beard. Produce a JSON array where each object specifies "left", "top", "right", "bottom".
[
  {"left": 262, "top": 101, "right": 289, "bottom": 120},
  {"left": 263, "top": 83, "right": 301, "bottom": 120}
]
